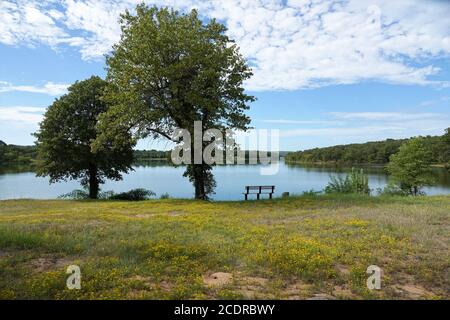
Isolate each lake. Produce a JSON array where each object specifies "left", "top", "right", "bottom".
[{"left": 1, "top": 160, "right": 449, "bottom": 200}]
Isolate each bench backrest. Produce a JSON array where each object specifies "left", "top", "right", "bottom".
[{"left": 245, "top": 186, "right": 275, "bottom": 193}]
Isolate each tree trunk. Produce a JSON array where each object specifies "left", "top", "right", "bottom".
[
  {"left": 88, "top": 163, "right": 99, "bottom": 199},
  {"left": 193, "top": 164, "right": 206, "bottom": 200}
]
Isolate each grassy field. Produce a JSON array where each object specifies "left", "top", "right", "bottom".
[{"left": 0, "top": 195, "right": 448, "bottom": 300}]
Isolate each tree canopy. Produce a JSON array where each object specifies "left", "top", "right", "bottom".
[
  {"left": 443, "top": 128, "right": 450, "bottom": 172},
  {"left": 34, "top": 76, "right": 135, "bottom": 199},
  {"left": 95, "top": 5, "right": 255, "bottom": 199},
  {"left": 386, "top": 137, "right": 434, "bottom": 196},
  {"left": 286, "top": 131, "right": 450, "bottom": 165}
]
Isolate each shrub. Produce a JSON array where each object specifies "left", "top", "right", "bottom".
[
  {"left": 379, "top": 182, "right": 420, "bottom": 196},
  {"left": 160, "top": 193, "right": 170, "bottom": 199},
  {"left": 325, "top": 168, "right": 370, "bottom": 195},
  {"left": 109, "top": 188, "right": 155, "bottom": 201},
  {"left": 59, "top": 189, "right": 115, "bottom": 200},
  {"left": 59, "top": 188, "right": 155, "bottom": 201},
  {"left": 59, "top": 189, "right": 89, "bottom": 200}
]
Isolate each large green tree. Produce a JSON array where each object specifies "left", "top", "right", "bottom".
[
  {"left": 34, "top": 76, "right": 135, "bottom": 199},
  {"left": 95, "top": 5, "right": 254, "bottom": 200},
  {"left": 386, "top": 137, "right": 434, "bottom": 196}
]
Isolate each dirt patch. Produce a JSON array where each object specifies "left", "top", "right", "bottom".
[
  {"left": 242, "top": 276, "right": 268, "bottom": 286},
  {"left": 333, "top": 285, "right": 356, "bottom": 299},
  {"left": 134, "top": 214, "right": 156, "bottom": 218},
  {"left": 394, "top": 284, "right": 434, "bottom": 298},
  {"left": 127, "top": 276, "right": 173, "bottom": 293},
  {"left": 235, "top": 276, "right": 270, "bottom": 299},
  {"left": 203, "top": 272, "right": 233, "bottom": 286},
  {"left": 30, "top": 256, "right": 74, "bottom": 273},
  {"left": 127, "top": 290, "right": 148, "bottom": 299},
  {"left": 128, "top": 275, "right": 153, "bottom": 286},
  {"left": 282, "top": 281, "right": 313, "bottom": 298},
  {"left": 85, "top": 220, "right": 106, "bottom": 227},
  {"left": 307, "top": 293, "right": 337, "bottom": 300},
  {"left": 335, "top": 264, "right": 350, "bottom": 276},
  {"left": 158, "top": 280, "right": 173, "bottom": 292},
  {"left": 168, "top": 211, "right": 185, "bottom": 217}
]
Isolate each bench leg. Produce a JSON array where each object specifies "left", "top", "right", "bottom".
[
  {"left": 257, "top": 194, "right": 260, "bottom": 200},
  {"left": 245, "top": 194, "right": 248, "bottom": 201},
  {"left": 269, "top": 193, "right": 272, "bottom": 199}
]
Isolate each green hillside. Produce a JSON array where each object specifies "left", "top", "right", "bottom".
[{"left": 286, "top": 132, "right": 450, "bottom": 165}]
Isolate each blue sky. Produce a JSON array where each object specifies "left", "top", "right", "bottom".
[{"left": 1, "top": 0, "right": 449, "bottom": 151}]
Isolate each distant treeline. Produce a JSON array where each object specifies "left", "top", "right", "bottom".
[
  {"left": 0, "top": 141, "right": 37, "bottom": 166},
  {"left": 285, "top": 134, "right": 449, "bottom": 165},
  {"left": 0, "top": 141, "right": 287, "bottom": 167},
  {"left": 0, "top": 141, "right": 171, "bottom": 166},
  {"left": 133, "top": 149, "right": 171, "bottom": 162}
]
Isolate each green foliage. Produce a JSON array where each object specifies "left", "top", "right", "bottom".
[
  {"left": 0, "top": 141, "right": 37, "bottom": 166},
  {"left": 95, "top": 5, "right": 255, "bottom": 200},
  {"left": 160, "top": 193, "right": 170, "bottom": 199},
  {"left": 109, "top": 189, "right": 156, "bottom": 201},
  {"left": 133, "top": 150, "right": 170, "bottom": 162},
  {"left": 378, "top": 182, "right": 410, "bottom": 197},
  {"left": 59, "top": 188, "right": 155, "bottom": 201},
  {"left": 387, "top": 137, "right": 435, "bottom": 196},
  {"left": 325, "top": 168, "right": 370, "bottom": 195},
  {"left": 286, "top": 131, "right": 450, "bottom": 165},
  {"left": 443, "top": 128, "right": 450, "bottom": 172},
  {"left": 34, "top": 76, "right": 135, "bottom": 199},
  {"left": 58, "top": 189, "right": 90, "bottom": 200},
  {"left": 58, "top": 188, "right": 115, "bottom": 200}
]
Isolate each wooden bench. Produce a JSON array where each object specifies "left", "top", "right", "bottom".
[{"left": 243, "top": 186, "right": 275, "bottom": 200}]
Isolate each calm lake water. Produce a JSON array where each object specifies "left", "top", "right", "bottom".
[{"left": 1, "top": 160, "right": 449, "bottom": 200}]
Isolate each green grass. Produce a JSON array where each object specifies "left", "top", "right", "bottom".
[{"left": 0, "top": 194, "right": 448, "bottom": 300}]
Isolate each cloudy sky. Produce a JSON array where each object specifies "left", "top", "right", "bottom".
[{"left": 1, "top": 0, "right": 449, "bottom": 151}]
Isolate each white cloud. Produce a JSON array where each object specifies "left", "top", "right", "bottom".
[
  {"left": 0, "top": 106, "right": 46, "bottom": 124},
  {"left": 279, "top": 111, "right": 450, "bottom": 140},
  {"left": 1, "top": 0, "right": 450, "bottom": 90},
  {"left": 281, "top": 126, "right": 403, "bottom": 138},
  {"left": 259, "top": 119, "right": 344, "bottom": 125},
  {"left": 0, "top": 81, "right": 68, "bottom": 95},
  {"left": 328, "top": 112, "right": 446, "bottom": 121}
]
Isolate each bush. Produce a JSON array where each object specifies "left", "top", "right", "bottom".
[
  {"left": 59, "top": 189, "right": 89, "bottom": 200},
  {"left": 160, "top": 193, "right": 170, "bottom": 199},
  {"left": 379, "top": 182, "right": 422, "bottom": 196},
  {"left": 109, "top": 189, "right": 155, "bottom": 201},
  {"left": 325, "top": 168, "right": 370, "bottom": 195},
  {"left": 59, "top": 189, "right": 114, "bottom": 200},
  {"left": 59, "top": 188, "right": 155, "bottom": 201}
]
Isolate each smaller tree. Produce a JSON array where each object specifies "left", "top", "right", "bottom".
[
  {"left": 0, "top": 140, "right": 6, "bottom": 165},
  {"left": 34, "top": 76, "right": 135, "bottom": 199},
  {"left": 387, "top": 137, "right": 434, "bottom": 196},
  {"left": 443, "top": 128, "right": 450, "bottom": 172}
]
